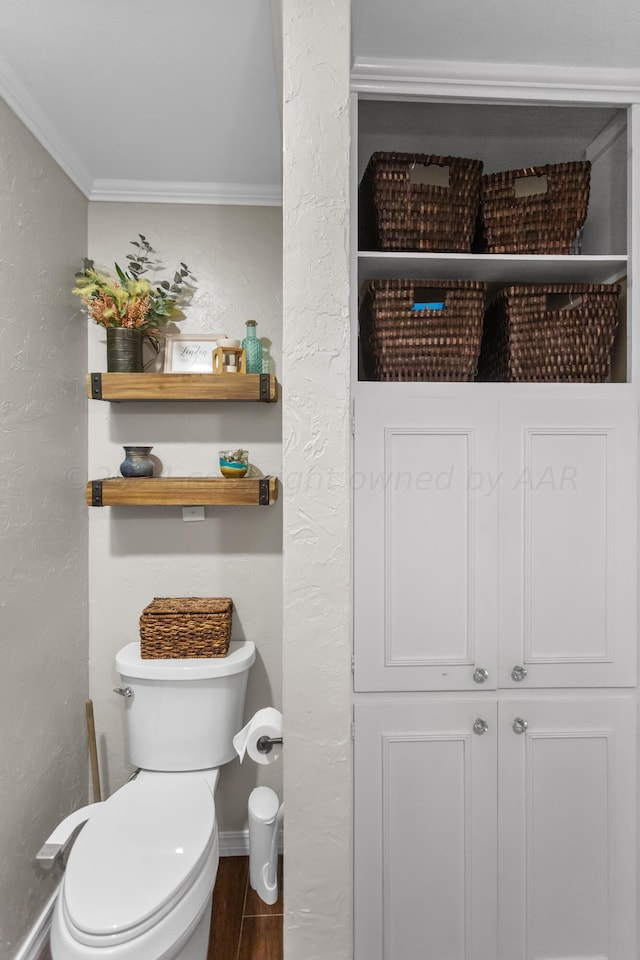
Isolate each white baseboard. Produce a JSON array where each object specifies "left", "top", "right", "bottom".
[
  {"left": 219, "top": 828, "right": 284, "bottom": 857},
  {"left": 219, "top": 829, "right": 250, "bottom": 856},
  {"left": 14, "top": 830, "right": 283, "bottom": 959},
  {"left": 13, "top": 884, "right": 59, "bottom": 960}
]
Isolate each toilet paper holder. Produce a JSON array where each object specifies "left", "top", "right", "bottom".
[{"left": 233, "top": 708, "right": 283, "bottom": 765}]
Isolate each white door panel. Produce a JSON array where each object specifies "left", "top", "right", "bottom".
[
  {"left": 499, "top": 399, "right": 637, "bottom": 687},
  {"left": 499, "top": 698, "right": 637, "bottom": 960},
  {"left": 354, "top": 398, "right": 498, "bottom": 691},
  {"left": 354, "top": 700, "right": 498, "bottom": 960}
]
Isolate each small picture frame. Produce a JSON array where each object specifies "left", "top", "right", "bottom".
[{"left": 163, "top": 333, "right": 227, "bottom": 373}]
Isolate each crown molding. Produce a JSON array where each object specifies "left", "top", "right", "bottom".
[
  {"left": 352, "top": 56, "right": 640, "bottom": 103},
  {"left": 0, "top": 56, "right": 93, "bottom": 197},
  {"left": 0, "top": 55, "right": 282, "bottom": 207},
  {"left": 90, "top": 179, "right": 283, "bottom": 206}
]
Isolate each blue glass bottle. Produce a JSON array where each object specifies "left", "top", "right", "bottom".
[{"left": 242, "top": 320, "right": 263, "bottom": 374}]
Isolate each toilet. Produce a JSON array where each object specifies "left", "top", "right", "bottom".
[{"left": 48, "top": 639, "right": 255, "bottom": 960}]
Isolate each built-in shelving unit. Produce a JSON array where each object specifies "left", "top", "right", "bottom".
[
  {"left": 355, "top": 98, "right": 630, "bottom": 383},
  {"left": 352, "top": 86, "right": 639, "bottom": 960},
  {"left": 86, "top": 476, "right": 278, "bottom": 507},
  {"left": 87, "top": 372, "right": 278, "bottom": 403}
]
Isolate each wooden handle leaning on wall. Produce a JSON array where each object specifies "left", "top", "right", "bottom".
[{"left": 85, "top": 699, "right": 102, "bottom": 803}]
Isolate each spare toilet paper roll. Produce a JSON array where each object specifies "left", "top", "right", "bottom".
[{"left": 233, "top": 707, "right": 283, "bottom": 765}]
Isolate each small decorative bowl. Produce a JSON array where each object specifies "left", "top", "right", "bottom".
[
  {"left": 219, "top": 449, "right": 249, "bottom": 478},
  {"left": 217, "top": 338, "right": 241, "bottom": 348}
]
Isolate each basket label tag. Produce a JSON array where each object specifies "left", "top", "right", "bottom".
[
  {"left": 412, "top": 302, "right": 444, "bottom": 311},
  {"left": 410, "top": 163, "right": 450, "bottom": 188},
  {"left": 514, "top": 174, "right": 548, "bottom": 198}
]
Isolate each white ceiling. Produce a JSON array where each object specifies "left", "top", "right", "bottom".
[
  {"left": 1, "top": 1, "right": 639, "bottom": 204},
  {"left": 0, "top": 0, "right": 282, "bottom": 203}
]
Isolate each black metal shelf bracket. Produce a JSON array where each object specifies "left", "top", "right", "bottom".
[
  {"left": 90, "top": 373, "right": 103, "bottom": 401},
  {"left": 259, "top": 476, "right": 271, "bottom": 505},
  {"left": 91, "top": 481, "right": 104, "bottom": 507}
]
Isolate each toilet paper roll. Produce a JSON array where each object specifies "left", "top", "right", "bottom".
[{"left": 233, "top": 708, "right": 283, "bottom": 765}]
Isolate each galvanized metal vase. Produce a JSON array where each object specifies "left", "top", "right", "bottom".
[{"left": 106, "top": 328, "right": 144, "bottom": 372}]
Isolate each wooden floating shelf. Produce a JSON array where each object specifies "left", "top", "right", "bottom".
[
  {"left": 87, "top": 476, "right": 279, "bottom": 507},
  {"left": 87, "top": 372, "right": 277, "bottom": 403}
]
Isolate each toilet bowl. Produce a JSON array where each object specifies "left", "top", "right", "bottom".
[
  {"left": 45, "top": 640, "right": 255, "bottom": 960},
  {"left": 51, "top": 771, "right": 219, "bottom": 959}
]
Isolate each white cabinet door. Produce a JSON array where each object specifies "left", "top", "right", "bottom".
[
  {"left": 355, "top": 698, "right": 636, "bottom": 960},
  {"left": 499, "top": 697, "right": 637, "bottom": 960},
  {"left": 354, "top": 699, "right": 498, "bottom": 960},
  {"left": 499, "top": 400, "right": 637, "bottom": 688},
  {"left": 354, "top": 398, "right": 499, "bottom": 691},
  {"left": 354, "top": 397, "right": 637, "bottom": 691}
]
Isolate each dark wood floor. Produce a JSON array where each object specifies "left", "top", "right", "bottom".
[{"left": 208, "top": 855, "right": 283, "bottom": 960}]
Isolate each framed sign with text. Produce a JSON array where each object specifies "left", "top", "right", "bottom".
[{"left": 163, "top": 333, "right": 227, "bottom": 373}]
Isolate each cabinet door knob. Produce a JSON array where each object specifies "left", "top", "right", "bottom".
[
  {"left": 473, "top": 667, "right": 489, "bottom": 684},
  {"left": 473, "top": 717, "right": 489, "bottom": 735},
  {"left": 511, "top": 664, "right": 528, "bottom": 682},
  {"left": 512, "top": 717, "right": 528, "bottom": 735}
]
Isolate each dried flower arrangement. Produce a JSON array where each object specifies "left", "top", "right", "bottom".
[{"left": 73, "top": 235, "right": 196, "bottom": 331}]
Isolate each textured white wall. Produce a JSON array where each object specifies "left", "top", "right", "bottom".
[
  {"left": 0, "top": 99, "right": 88, "bottom": 953},
  {"left": 281, "top": 1, "right": 353, "bottom": 957},
  {"left": 353, "top": 0, "right": 640, "bottom": 70},
  {"left": 87, "top": 203, "right": 283, "bottom": 832}
]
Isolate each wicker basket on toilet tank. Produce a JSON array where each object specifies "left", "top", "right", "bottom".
[{"left": 139, "top": 597, "right": 233, "bottom": 658}]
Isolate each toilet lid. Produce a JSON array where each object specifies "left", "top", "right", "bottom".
[{"left": 64, "top": 775, "right": 216, "bottom": 938}]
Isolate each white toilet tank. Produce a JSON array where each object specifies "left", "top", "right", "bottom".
[{"left": 115, "top": 640, "right": 256, "bottom": 771}]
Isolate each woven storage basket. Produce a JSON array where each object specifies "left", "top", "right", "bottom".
[
  {"left": 478, "top": 283, "right": 621, "bottom": 382},
  {"left": 359, "top": 152, "right": 483, "bottom": 253},
  {"left": 479, "top": 161, "right": 590, "bottom": 254},
  {"left": 360, "top": 279, "right": 487, "bottom": 382},
  {"left": 139, "top": 597, "right": 233, "bottom": 659}
]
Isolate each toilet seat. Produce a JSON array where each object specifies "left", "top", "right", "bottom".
[
  {"left": 51, "top": 840, "right": 218, "bottom": 959},
  {"left": 61, "top": 774, "right": 216, "bottom": 947}
]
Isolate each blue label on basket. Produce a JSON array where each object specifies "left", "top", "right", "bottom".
[{"left": 413, "top": 302, "right": 445, "bottom": 311}]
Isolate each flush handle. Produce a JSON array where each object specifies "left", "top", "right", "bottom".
[{"left": 113, "top": 687, "right": 133, "bottom": 699}]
